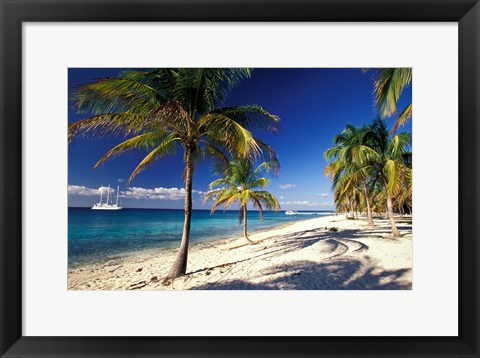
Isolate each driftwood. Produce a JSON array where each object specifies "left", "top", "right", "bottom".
[
  {"left": 130, "top": 280, "right": 147, "bottom": 290},
  {"left": 108, "top": 265, "right": 123, "bottom": 273}
]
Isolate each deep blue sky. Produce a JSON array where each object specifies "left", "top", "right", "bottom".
[{"left": 68, "top": 68, "right": 412, "bottom": 210}]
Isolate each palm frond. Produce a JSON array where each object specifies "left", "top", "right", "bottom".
[
  {"left": 373, "top": 68, "right": 412, "bottom": 118},
  {"left": 150, "top": 100, "right": 192, "bottom": 133},
  {"left": 209, "top": 178, "right": 235, "bottom": 190},
  {"left": 250, "top": 177, "right": 270, "bottom": 189},
  {"left": 127, "top": 135, "right": 179, "bottom": 184},
  {"left": 390, "top": 103, "right": 412, "bottom": 135},
  {"left": 212, "top": 105, "right": 281, "bottom": 133},
  {"left": 72, "top": 76, "right": 163, "bottom": 115},
  {"left": 68, "top": 113, "right": 150, "bottom": 142},
  {"left": 94, "top": 131, "right": 173, "bottom": 168},
  {"left": 250, "top": 196, "right": 264, "bottom": 220},
  {"left": 199, "top": 113, "right": 261, "bottom": 159},
  {"left": 172, "top": 68, "right": 251, "bottom": 114}
]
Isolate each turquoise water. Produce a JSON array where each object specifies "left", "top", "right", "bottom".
[{"left": 68, "top": 208, "right": 334, "bottom": 266}]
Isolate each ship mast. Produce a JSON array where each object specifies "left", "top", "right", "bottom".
[
  {"left": 106, "top": 185, "right": 110, "bottom": 205},
  {"left": 116, "top": 185, "right": 119, "bottom": 206}
]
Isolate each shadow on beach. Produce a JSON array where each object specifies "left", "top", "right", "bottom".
[
  {"left": 191, "top": 257, "right": 411, "bottom": 290},
  {"left": 185, "top": 221, "right": 412, "bottom": 290}
]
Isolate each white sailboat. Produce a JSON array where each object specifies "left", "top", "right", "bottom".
[{"left": 92, "top": 185, "right": 123, "bottom": 210}]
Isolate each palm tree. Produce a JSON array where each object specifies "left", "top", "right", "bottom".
[
  {"left": 325, "top": 119, "right": 412, "bottom": 237},
  {"left": 204, "top": 160, "right": 280, "bottom": 243},
  {"left": 325, "top": 124, "right": 375, "bottom": 225},
  {"left": 369, "top": 68, "right": 412, "bottom": 134},
  {"left": 359, "top": 119, "right": 411, "bottom": 236},
  {"left": 68, "top": 68, "right": 280, "bottom": 279}
]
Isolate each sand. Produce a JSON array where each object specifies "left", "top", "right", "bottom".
[{"left": 67, "top": 215, "right": 412, "bottom": 290}]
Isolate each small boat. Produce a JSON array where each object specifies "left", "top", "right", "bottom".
[
  {"left": 92, "top": 185, "right": 123, "bottom": 210},
  {"left": 285, "top": 210, "right": 298, "bottom": 215}
]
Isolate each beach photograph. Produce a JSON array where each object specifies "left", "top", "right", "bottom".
[{"left": 68, "top": 68, "right": 412, "bottom": 290}]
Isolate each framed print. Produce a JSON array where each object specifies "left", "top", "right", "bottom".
[{"left": 1, "top": 0, "right": 479, "bottom": 357}]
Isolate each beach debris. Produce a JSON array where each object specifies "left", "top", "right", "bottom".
[
  {"left": 329, "top": 227, "right": 339, "bottom": 232},
  {"left": 130, "top": 280, "right": 147, "bottom": 290},
  {"left": 136, "top": 267, "right": 143, "bottom": 272},
  {"left": 150, "top": 276, "right": 159, "bottom": 283},
  {"left": 108, "top": 265, "right": 123, "bottom": 273},
  {"left": 106, "top": 255, "right": 127, "bottom": 260}
]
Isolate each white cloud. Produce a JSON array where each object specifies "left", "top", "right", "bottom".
[
  {"left": 117, "top": 178, "right": 125, "bottom": 183},
  {"left": 279, "top": 195, "right": 284, "bottom": 200},
  {"left": 68, "top": 185, "right": 114, "bottom": 196},
  {"left": 278, "top": 183, "right": 296, "bottom": 190},
  {"left": 280, "top": 200, "right": 319, "bottom": 207},
  {"left": 315, "top": 193, "right": 329, "bottom": 197},
  {"left": 122, "top": 187, "right": 186, "bottom": 200}
]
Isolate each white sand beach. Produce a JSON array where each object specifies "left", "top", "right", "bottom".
[{"left": 68, "top": 215, "right": 412, "bottom": 290}]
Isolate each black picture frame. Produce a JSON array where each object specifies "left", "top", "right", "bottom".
[{"left": 1, "top": 1, "right": 479, "bottom": 357}]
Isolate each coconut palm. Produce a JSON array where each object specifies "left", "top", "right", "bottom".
[
  {"left": 358, "top": 119, "right": 411, "bottom": 236},
  {"left": 325, "top": 119, "right": 412, "bottom": 237},
  {"left": 325, "top": 124, "right": 375, "bottom": 225},
  {"left": 204, "top": 160, "right": 280, "bottom": 243},
  {"left": 68, "top": 68, "right": 280, "bottom": 279},
  {"left": 371, "top": 68, "right": 412, "bottom": 134}
]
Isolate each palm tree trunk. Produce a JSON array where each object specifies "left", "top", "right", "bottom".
[
  {"left": 382, "top": 177, "right": 400, "bottom": 237},
  {"left": 166, "top": 145, "right": 194, "bottom": 279},
  {"left": 243, "top": 205, "right": 253, "bottom": 244},
  {"left": 364, "top": 184, "right": 374, "bottom": 226}
]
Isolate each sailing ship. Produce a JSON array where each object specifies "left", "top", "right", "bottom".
[{"left": 92, "top": 185, "right": 123, "bottom": 210}]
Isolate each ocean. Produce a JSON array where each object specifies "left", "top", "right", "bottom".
[{"left": 68, "top": 207, "right": 334, "bottom": 266}]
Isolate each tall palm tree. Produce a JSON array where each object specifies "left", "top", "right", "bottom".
[
  {"left": 68, "top": 68, "right": 280, "bottom": 279},
  {"left": 360, "top": 119, "right": 411, "bottom": 236},
  {"left": 204, "top": 160, "right": 280, "bottom": 243},
  {"left": 370, "top": 68, "right": 412, "bottom": 134},
  {"left": 325, "top": 124, "right": 375, "bottom": 225}
]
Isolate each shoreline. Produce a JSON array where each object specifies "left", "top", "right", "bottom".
[
  {"left": 68, "top": 214, "right": 412, "bottom": 290},
  {"left": 68, "top": 214, "right": 332, "bottom": 268}
]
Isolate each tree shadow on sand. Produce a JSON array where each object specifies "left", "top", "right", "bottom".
[
  {"left": 191, "top": 256, "right": 412, "bottom": 290},
  {"left": 183, "top": 219, "right": 412, "bottom": 290}
]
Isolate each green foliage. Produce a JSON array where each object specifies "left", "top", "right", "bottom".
[
  {"left": 204, "top": 159, "right": 280, "bottom": 224},
  {"left": 372, "top": 68, "right": 412, "bottom": 118},
  {"left": 324, "top": 118, "right": 412, "bottom": 232},
  {"left": 68, "top": 68, "right": 281, "bottom": 184},
  {"left": 369, "top": 68, "right": 413, "bottom": 134}
]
